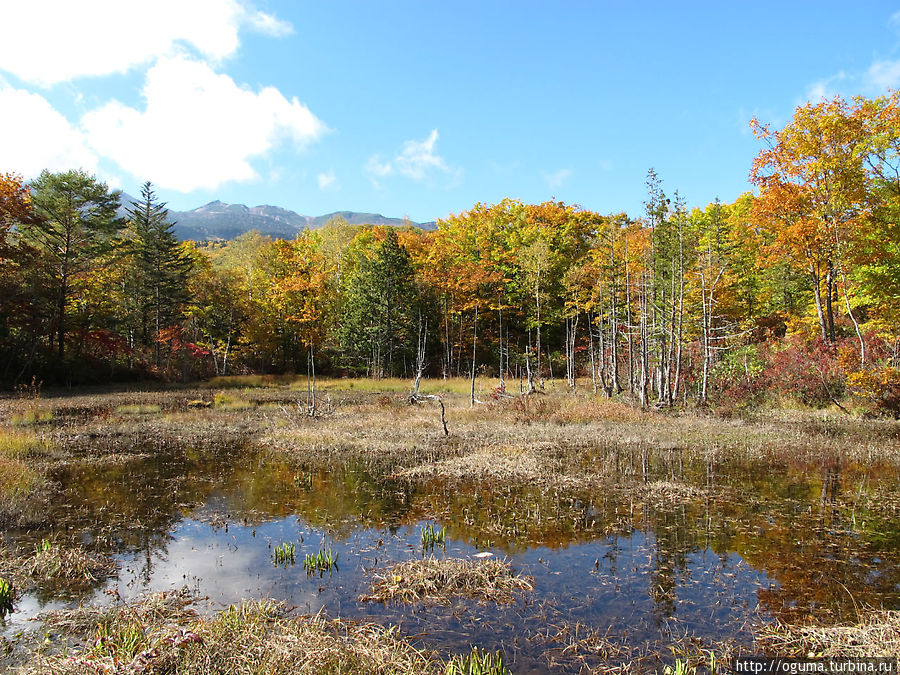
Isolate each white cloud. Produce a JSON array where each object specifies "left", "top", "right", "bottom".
[
  {"left": 366, "top": 129, "right": 459, "bottom": 186},
  {"left": 890, "top": 10, "right": 900, "bottom": 32},
  {"left": 317, "top": 170, "right": 337, "bottom": 190},
  {"left": 804, "top": 71, "right": 848, "bottom": 102},
  {"left": 246, "top": 10, "right": 294, "bottom": 38},
  {"left": 366, "top": 156, "right": 392, "bottom": 177},
  {"left": 394, "top": 129, "right": 447, "bottom": 180},
  {"left": 0, "top": 0, "right": 293, "bottom": 86},
  {"left": 81, "top": 55, "right": 326, "bottom": 192},
  {"left": 0, "top": 84, "right": 97, "bottom": 176},
  {"left": 543, "top": 168, "right": 572, "bottom": 188},
  {"left": 865, "top": 60, "right": 900, "bottom": 92}
]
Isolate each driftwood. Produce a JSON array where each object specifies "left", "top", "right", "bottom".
[{"left": 408, "top": 393, "right": 449, "bottom": 436}]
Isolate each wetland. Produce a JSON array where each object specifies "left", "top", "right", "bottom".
[{"left": 1, "top": 378, "right": 900, "bottom": 673}]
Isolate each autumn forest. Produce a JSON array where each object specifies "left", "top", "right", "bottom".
[{"left": 2, "top": 94, "right": 899, "bottom": 415}]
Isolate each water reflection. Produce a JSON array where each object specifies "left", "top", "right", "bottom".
[{"left": 7, "top": 441, "right": 900, "bottom": 672}]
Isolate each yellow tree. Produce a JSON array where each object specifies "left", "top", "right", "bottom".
[{"left": 750, "top": 98, "right": 868, "bottom": 359}]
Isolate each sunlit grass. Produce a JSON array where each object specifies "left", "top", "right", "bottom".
[
  {"left": 445, "top": 648, "right": 511, "bottom": 675},
  {"left": 0, "top": 455, "right": 44, "bottom": 501},
  {"left": 0, "top": 427, "right": 53, "bottom": 459},
  {"left": 9, "top": 405, "right": 53, "bottom": 426},
  {"left": 115, "top": 403, "right": 162, "bottom": 415},
  {"left": 213, "top": 391, "right": 253, "bottom": 410},
  {"left": 30, "top": 593, "right": 446, "bottom": 674}
]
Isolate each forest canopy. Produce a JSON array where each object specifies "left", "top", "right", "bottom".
[{"left": 1, "top": 94, "right": 898, "bottom": 414}]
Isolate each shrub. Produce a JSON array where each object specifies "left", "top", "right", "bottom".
[{"left": 847, "top": 367, "right": 900, "bottom": 418}]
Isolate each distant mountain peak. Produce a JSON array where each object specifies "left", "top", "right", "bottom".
[
  {"left": 123, "top": 198, "right": 437, "bottom": 241},
  {"left": 195, "top": 200, "right": 226, "bottom": 211}
]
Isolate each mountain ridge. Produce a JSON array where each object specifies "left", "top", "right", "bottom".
[{"left": 119, "top": 194, "right": 436, "bottom": 241}]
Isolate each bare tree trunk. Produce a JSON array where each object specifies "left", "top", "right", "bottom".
[
  {"left": 526, "top": 328, "right": 535, "bottom": 393},
  {"left": 567, "top": 314, "right": 578, "bottom": 391},
  {"left": 672, "top": 226, "right": 685, "bottom": 405},
  {"left": 535, "top": 279, "right": 543, "bottom": 389},
  {"left": 412, "top": 313, "right": 427, "bottom": 397},
  {"left": 699, "top": 269, "right": 711, "bottom": 405},
  {"left": 470, "top": 305, "right": 478, "bottom": 407},
  {"left": 498, "top": 300, "right": 505, "bottom": 393},
  {"left": 625, "top": 240, "right": 634, "bottom": 395},
  {"left": 841, "top": 271, "right": 866, "bottom": 365},
  {"left": 588, "top": 311, "right": 598, "bottom": 395},
  {"left": 443, "top": 297, "right": 451, "bottom": 379},
  {"left": 807, "top": 249, "right": 829, "bottom": 341},
  {"left": 639, "top": 273, "right": 650, "bottom": 409}
]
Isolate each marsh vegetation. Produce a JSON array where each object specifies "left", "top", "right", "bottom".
[{"left": 1, "top": 378, "right": 899, "bottom": 672}]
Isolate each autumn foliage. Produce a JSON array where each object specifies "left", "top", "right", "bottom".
[{"left": 0, "top": 94, "right": 898, "bottom": 415}]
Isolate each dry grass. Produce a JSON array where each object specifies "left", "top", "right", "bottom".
[
  {"left": 362, "top": 556, "right": 533, "bottom": 604},
  {"left": 0, "top": 428, "right": 54, "bottom": 459},
  {"left": 756, "top": 611, "right": 900, "bottom": 657},
  {"left": 114, "top": 403, "right": 162, "bottom": 415},
  {"left": 0, "top": 456, "right": 49, "bottom": 527},
  {"left": 22, "top": 540, "right": 116, "bottom": 584},
  {"left": 394, "top": 446, "right": 548, "bottom": 483},
  {"left": 637, "top": 480, "right": 707, "bottom": 505},
  {"left": 0, "top": 540, "right": 115, "bottom": 591},
  {"left": 25, "top": 592, "right": 442, "bottom": 675}
]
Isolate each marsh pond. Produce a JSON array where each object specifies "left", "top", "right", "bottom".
[{"left": 2, "top": 382, "right": 899, "bottom": 673}]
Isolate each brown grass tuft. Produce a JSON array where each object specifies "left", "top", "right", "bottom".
[
  {"left": 756, "top": 611, "right": 900, "bottom": 657},
  {"left": 19, "top": 541, "right": 115, "bottom": 585},
  {"left": 362, "top": 556, "right": 533, "bottom": 604},
  {"left": 26, "top": 593, "right": 441, "bottom": 675}
]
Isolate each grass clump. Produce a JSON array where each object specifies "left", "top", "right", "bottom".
[
  {"left": 272, "top": 542, "right": 296, "bottom": 566},
  {"left": 214, "top": 391, "right": 253, "bottom": 411},
  {"left": 0, "top": 454, "right": 48, "bottom": 526},
  {"left": 421, "top": 522, "right": 447, "bottom": 551},
  {"left": 0, "top": 577, "right": 14, "bottom": 617},
  {"left": 0, "top": 428, "right": 53, "bottom": 525},
  {"left": 304, "top": 547, "right": 338, "bottom": 575},
  {"left": 362, "top": 557, "right": 533, "bottom": 604},
  {"left": 26, "top": 593, "right": 442, "bottom": 675},
  {"left": 22, "top": 539, "right": 115, "bottom": 584},
  {"left": 445, "top": 647, "right": 510, "bottom": 675},
  {"left": 0, "top": 427, "right": 53, "bottom": 459},
  {"left": 756, "top": 610, "right": 900, "bottom": 657},
  {"left": 9, "top": 406, "right": 53, "bottom": 426}
]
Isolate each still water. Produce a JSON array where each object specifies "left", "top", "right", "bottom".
[{"left": 5, "top": 440, "right": 900, "bottom": 672}]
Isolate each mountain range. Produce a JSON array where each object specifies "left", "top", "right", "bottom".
[{"left": 119, "top": 195, "right": 436, "bottom": 241}]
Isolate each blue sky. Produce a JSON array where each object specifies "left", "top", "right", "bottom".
[{"left": 2, "top": 1, "right": 900, "bottom": 223}]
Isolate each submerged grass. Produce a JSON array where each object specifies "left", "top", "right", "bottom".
[
  {"left": 362, "top": 556, "right": 533, "bottom": 604},
  {"left": 756, "top": 610, "right": 900, "bottom": 657},
  {"left": 26, "top": 592, "right": 444, "bottom": 675}
]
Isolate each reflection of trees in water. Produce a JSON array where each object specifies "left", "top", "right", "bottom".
[{"left": 44, "top": 438, "right": 900, "bottom": 621}]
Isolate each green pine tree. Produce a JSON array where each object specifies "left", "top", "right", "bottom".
[{"left": 126, "top": 182, "right": 193, "bottom": 366}]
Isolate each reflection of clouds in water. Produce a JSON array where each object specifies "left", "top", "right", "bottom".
[
  {"left": 111, "top": 517, "right": 349, "bottom": 614},
  {"left": 1, "top": 594, "right": 73, "bottom": 635}
]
